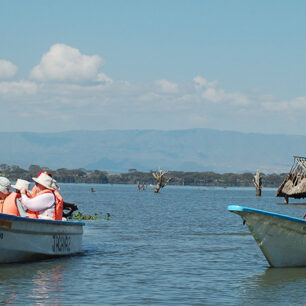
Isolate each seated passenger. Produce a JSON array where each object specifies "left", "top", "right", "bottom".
[
  {"left": 31, "top": 171, "right": 63, "bottom": 220},
  {"left": 31, "top": 171, "right": 54, "bottom": 196},
  {"left": 27, "top": 171, "right": 52, "bottom": 219},
  {"left": 20, "top": 173, "right": 59, "bottom": 220},
  {"left": 0, "top": 177, "right": 11, "bottom": 213},
  {"left": 3, "top": 179, "right": 30, "bottom": 216}
]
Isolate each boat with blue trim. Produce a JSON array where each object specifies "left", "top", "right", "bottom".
[
  {"left": 0, "top": 213, "right": 84, "bottom": 263},
  {"left": 228, "top": 205, "right": 306, "bottom": 267}
]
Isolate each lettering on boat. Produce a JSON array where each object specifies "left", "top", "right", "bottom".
[
  {"left": 52, "top": 234, "right": 71, "bottom": 253},
  {"left": 0, "top": 221, "right": 12, "bottom": 229},
  {"left": 0, "top": 233, "right": 3, "bottom": 239}
]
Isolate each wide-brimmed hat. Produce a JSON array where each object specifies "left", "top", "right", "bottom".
[
  {"left": 32, "top": 172, "right": 55, "bottom": 190},
  {"left": 11, "top": 179, "right": 30, "bottom": 191},
  {"left": 37, "top": 171, "right": 60, "bottom": 190},
  {"left": 0, "top": 177, "right": 11, "bottom": 194}
]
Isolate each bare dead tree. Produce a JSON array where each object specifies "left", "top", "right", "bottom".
[
  {"left": 150, "top": 168, "right": 172, "bottom": 193},
  {"left": 137, "top": 181, "right": 147, "bottom": 191},
  {"left": 253, "top": 170, "right": 262, "bottom": 196}
]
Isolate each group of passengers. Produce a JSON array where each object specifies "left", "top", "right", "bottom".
[{"left": 0, "top": 172, "right": 63, "bottom": 220}]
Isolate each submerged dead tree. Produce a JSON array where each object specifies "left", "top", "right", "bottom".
[
  {"left": 276, "top": 156, "right": 306, "bottom": 204},
  {"left": 150, "top": 168, "right": 172, "bottom": 193},
  {"left": 137, "top": 181, "right": 147, "bottom": 191},
  {"left": 253, "top": 170, "right": 262, "bottom": 196}
]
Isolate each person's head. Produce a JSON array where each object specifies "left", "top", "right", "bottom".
[
  {"left": 36, "top": 171, "right": 59, "bottom": 190},
  {"left": 32, "top": 172, "right": 55, "bottom": 192},
  {"left": 11, "top": 179, "right": 30, "bottom": 193},
  {"left": 0, "top": 177, "right": 11, "bottom": 200}
]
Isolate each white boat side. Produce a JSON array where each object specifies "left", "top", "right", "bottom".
[
  {"left": 228, "top": 205, "right": 306, "bottom": 268},
  {"left": 0, "top": 213, "right": 84, "bottom": 263}
]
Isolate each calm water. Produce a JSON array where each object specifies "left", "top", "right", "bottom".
[{"left": 1, "top": 184, "right": 306, "bottom": 305}]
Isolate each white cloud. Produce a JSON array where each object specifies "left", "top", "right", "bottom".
[
  {"left": 96, "top": 73, "right": 113, "bottom": 85},
  {"left": 30, "top": 44, "right": 104, "bottom": 82},
  {"left": 0, "top": 80, "right": 37, "bottom": 96},
  {"left": 262, "top": 95, "right": 306, "bottom": 112},
  {"left": 198, "top": 83, "right": 249, "bottom": 106},
  {"left": 193, "top": 76, "right": 217, "bottom": 88},
  {"left": 2, "top": 47, "right": 306, "bottom": 134},
  {"left": 201, "top": 87, "right": 224, "bottom": 103},
  {"left": 155, "top": 79, "right": 178, "bottom": 93},
  {"left": 0, "top": 59, "right": 18, "bottom": 80},
  {"left": 226, "top": 92, "right": 250, "bottom": 106}
]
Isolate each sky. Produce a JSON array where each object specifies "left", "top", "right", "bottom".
[{"left": 0, "top": 0, "right": 306, "bottom": 134}]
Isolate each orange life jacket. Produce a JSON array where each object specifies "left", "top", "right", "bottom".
[
  {"left": 27, "top": 209, "right": 38, "bottom": 219},
  {"left": 33, "top": 188, "right": 63, "bottom": 220},
  {"left": 2, "top": 192, "right": 20, "bottom": 216},
  {"left": 0, "top": 200, "right": 4, "bottom": 213},
  {"left": 53, "top": 190, "right": 63, "bottom": 221},
  {"left": 27, "top": 186, "right": 39, "bottom": 219}
]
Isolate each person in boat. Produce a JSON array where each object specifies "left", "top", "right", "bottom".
[
  {"left": 31, "top": 171, "right": 78, "bottom": 219},
  {"left": 30, "top": 171, "right": 64, "bottom": 220},
  {"left": 20, "top": 172, "right": 62, "bottom": 220},
  {"left": 2, "top": 179, "right": 30, "bottom": 216},
  {"left": 0, "top": 177, "right": 11, "bottom": 213}
]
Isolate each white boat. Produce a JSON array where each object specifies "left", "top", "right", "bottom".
[
  {"left": 228, "top": 205, "right": 306, "bottom": 268},
  {"left": 0, "top": 213, "right": 84, "bottom": 263}
]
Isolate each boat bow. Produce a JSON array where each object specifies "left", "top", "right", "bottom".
[{"left": 228, "top": 205, "right": 306, "bottom": 267}]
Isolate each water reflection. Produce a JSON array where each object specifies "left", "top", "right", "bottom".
[
  {"left": 238, "top": 267, "right": 306, "bottom": 304},
  {"left": 258, "top": 267, "right": 306, "bottom": 284},
  {"left": 29, "top": 264, "right": 65, "bottom": 305},
  {"left": 0, "top": 262, "right": 65, "bottom": 305}
]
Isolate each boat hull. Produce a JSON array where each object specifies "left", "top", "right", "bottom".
[
  {"left": 0, "top": 213, "right": 84, "bottom": 263},
  {"left": 228, "top": 205, "right": 306, "bottom": 268}
]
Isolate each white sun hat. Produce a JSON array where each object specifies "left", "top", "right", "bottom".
[
  {"left": 32, "top": 172, "right": 55, "bottom": 190},
  {"left": 0, "top": 177, "right": 11, "bottom": 194},
  {"left": 11, "top": 179, "right": 30, "bottom": 191}
]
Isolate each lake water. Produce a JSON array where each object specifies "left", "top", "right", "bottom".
[{"left": 1, "top": 184, "right": 306, "bottom": 305}]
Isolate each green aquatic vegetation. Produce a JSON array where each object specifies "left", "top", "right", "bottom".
[
  {"left": 70, "top": 212, "right": 111, "bottom": 220},
  {"left": 70, "top": 212, "right": 100, "bottom": 220}
]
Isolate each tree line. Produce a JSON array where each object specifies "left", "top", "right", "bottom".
[{"left": 0, "top": 164, "right": 286, "bottom": 187}]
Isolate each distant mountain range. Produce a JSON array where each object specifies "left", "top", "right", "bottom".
[{"left": 0, "top": 129, "right": 305, "bottom": 173}]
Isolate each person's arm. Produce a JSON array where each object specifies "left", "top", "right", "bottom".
[{"left": 21, "top": 193, "right": 55, "bottom": 211}]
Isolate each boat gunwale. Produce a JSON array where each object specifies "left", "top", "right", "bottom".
[
  {"left": 0, "top": 213, "right": 85, "bottom": 226},
  {"left": 228, "top": 205, "right": 306, "bottom": 225}
]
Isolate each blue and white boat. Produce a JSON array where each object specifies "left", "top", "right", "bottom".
[
  {"left": 0, "top": 213, "right": 84, "bottom": 263},
  {"left": 228, "top": 205, "right": 306, "bottom": 268}
]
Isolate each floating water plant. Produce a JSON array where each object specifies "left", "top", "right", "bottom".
[{"left": 69, "top": 212, "right": 111, "bottom": 220}]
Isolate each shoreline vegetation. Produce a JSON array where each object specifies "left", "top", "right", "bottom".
[{"left": 0, "top": 164, "right": 286, "bottom": 188}]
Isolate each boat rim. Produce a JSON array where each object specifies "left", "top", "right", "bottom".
[
  {"left": 0, "top": 213, "right": 85, "bottom": 226},
  {"left": 228, "top": 205, "right": 306, "bottom": 225}
]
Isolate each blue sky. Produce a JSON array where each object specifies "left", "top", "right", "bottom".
[{"left": 0, "top": 0, "right": 305, "bottom": 134}]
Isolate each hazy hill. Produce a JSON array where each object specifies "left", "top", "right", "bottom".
[{"left": 0, "top": 129, "right": 304, "bottom": 173}]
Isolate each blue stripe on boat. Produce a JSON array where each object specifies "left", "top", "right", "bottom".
[
  {"left": 227, "top": 205, "right": 306, "bottom": 224},
  {"left": 0, "top": 213, "right": 85, "bottom": 226}
]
